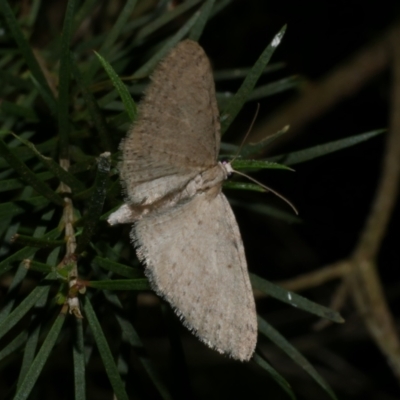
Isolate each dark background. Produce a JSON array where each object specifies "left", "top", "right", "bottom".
[{"left": 1, "top": 0, "right": 400, "bottom": 399}]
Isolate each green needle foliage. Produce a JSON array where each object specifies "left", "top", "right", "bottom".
[{"left": 0, "top": 1, "right": 384, "bottom": 399}]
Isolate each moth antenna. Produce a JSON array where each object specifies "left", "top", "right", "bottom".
[
  {"left": 226, "top": 103, "right": 297, "bottom": 214},
  {"left": 230, "top": 103, "right": 260, "bottom": 164},
  {"left": 230, "top": 168, "right": 299, "bottom": 215}
]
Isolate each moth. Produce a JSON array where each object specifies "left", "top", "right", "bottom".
[{"left": 108, "top": 39, "right": 257, "bottom": 361}]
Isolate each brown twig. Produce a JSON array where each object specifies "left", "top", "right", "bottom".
[
  {"left": 59, "top": 158, "right": 82, "bottom": 318},
  {"left": 276, "top": 260, "right": 350, "bottom": 292},
  {"left": 250, "top": 25, "right": 391, "bottom": 149},
  {"left": 347, "top": 26, "right": 400, "bottom": 381}
]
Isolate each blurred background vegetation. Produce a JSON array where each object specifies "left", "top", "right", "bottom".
[{"left": 1, "top": 0, "right": 400, "bottom": 399}]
